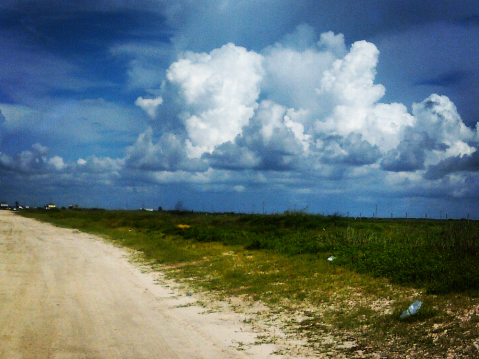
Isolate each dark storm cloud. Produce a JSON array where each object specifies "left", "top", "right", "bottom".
[
  {"left": 381, "top": 130, "right": 436, "bottom": 172},
  {"left": 295, "top": 0, "right": 479, "bottom": 41},
  {"left": 320, "top": 133, "right": 381, "bottom": 166},
  {"left": 0, "top": 37, "right": 96, "bottom": 102},
  {"left": 0, "top": 143, "right": 63, "bottom": 174},
  {"left": 0, "top": 1, "right": 170, "bottom": 105},
  {"left": 125, "top": 128, "right": 207, "bottom": 172},
  {"left": 373, "top": 20, "right": 479, "bottom": 126},
  {"left": 457, "top": 14, "right": 479, "bottom": 27},
  {"left": 424, "top": 151, "right": 479, "bottom": 180},
  {"left": 381, "top": 93, "right": 477, "bottom": 172},
  {"left": 125, "top": 128, "right": 185, "bottom": 172},
  {"left": 0, "top": 108, "right": 6, "bottom": 144},
  {"left": 416, "top": 71, "right": 469, "bottom": 88},
  {"left": 205, "top": 141, "right": 260, "bottom": 171}
]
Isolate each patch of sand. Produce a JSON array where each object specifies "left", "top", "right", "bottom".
[{"left": 0, "top": 211, "right": 307, "bottom": 358}]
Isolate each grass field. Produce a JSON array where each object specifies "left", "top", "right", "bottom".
[{"left": 19, "top": 209, "right": 479, "bottom": 358}]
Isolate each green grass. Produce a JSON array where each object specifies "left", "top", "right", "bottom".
[{"left": 18, "top": 209, "right": 479, "bottom": 357}]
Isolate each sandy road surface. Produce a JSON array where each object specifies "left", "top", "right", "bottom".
[{"left": 0, "top": 211, "right": 281, "bottom": 359}]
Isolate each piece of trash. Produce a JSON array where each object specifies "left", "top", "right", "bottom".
[
  {"left": 400, "top": 301, "right": 422, "bottom": 319},
  {"left": 327, "top": 256, "right": 336, "bottom": 262}
]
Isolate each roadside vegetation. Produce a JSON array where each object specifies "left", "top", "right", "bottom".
[{"left": 19, "top": 209, "right": 479, "bottom": 358}]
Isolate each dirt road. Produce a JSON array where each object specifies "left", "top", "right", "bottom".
[{"left": 0, "top": 211, "right": 281, "bottom": 359}]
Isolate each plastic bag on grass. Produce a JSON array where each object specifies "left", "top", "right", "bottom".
[{"left": 400, "top": 301, "right": 422, "bottom": 319}]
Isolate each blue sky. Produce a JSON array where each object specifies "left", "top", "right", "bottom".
[{"left": 0, "top": 0, "right": 478, "bottom": 218}]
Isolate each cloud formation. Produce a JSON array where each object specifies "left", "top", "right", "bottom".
[
  {"left": 135, "top": 96, "right": 164, "bottom": 118},
  {"left": 134, "top": 27, "right": 477, "bottom": 178},
  {"left": 1, "top": 19, "right": 478, "bottom": 213},
  {"left": 166, "top": 43, "right": 264, "bottom": 158},
  {"left": 123, "top": 126, "right": 210, "bottom": 174},
  {"left": 0, "top": 108, "right": 6, "bottom": 144},
  {"left": 0, "top": 143, "right": 64, "bottom": 173}
]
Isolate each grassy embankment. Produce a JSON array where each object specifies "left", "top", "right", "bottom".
[{"left": 19, "top": 209, "right": 479, "bottom": 357}]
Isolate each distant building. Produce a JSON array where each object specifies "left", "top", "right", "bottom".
[
  {"left": 45, "top": 203, "right": 56, "bottom": 209},
  {"left": 0, "top": 202, "right": 8, "bottom": 210}
]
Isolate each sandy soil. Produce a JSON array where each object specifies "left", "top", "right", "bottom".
[{"left": 0, "top": 211, "right": 292, "bottom": 359}]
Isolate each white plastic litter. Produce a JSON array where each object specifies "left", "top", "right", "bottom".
[
  {"left": 327, "top": 256, "right": 336, "bottom": 262},
  {"left": 400, "top": 301, "right": 422, "bottom": 319}
]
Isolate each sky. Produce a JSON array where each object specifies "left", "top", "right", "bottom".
[{"left": 0, "top": 0, "right": 478, "bottom": 218}]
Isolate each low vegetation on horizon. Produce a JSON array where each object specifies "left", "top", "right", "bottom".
[{"left": 19, "top": 209, "right": 479, "bottom": 358}]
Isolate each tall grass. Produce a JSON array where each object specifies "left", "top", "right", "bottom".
[{"left": 20, "top": 209, "right": 479, "bottom": 295}]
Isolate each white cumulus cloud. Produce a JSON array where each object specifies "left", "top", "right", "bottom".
[
  {"left": 412, "top": 94, "right": 477, "bottom": 160},
  {"left": 124, "top": 25, "right": 479, "bottom": 203},
  {"left": 135, "top": 96, "right": 163, "bottom": 118},
  {"left": 166, "top": 43, "right": 264, "bottom": 158},
  {"left": 0, "top": 143, "right": 65, "bottom": 174}
]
